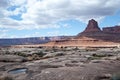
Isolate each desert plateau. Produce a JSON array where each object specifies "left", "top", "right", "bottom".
[{"left": 1, "top": 0, "right": 120, "bottom": 80}]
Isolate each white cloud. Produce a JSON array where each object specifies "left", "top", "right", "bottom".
[
  {"left": 0, "top": 33, "right": 7, "bottom": 38},
  {"left": 9, "top": 0, "right": 26, "bottom": 6},
  {"left": 0, "top": 0, "right": 120, "bottom": 30},
  {"left": 0, "top": 0, "right": 9, "bottom": 8},
  {"left": 0, "top": 18, "right": 20, "bottom": 29}
]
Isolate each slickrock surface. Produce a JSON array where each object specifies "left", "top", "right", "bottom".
[{"left": 0, "top": 47, "right": 120, "bottom": 80}]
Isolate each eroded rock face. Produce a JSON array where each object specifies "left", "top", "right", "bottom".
[
  {"left": 76, "top": 19, "right": 120, "bottom": 42},
  {"left": 83, "top": 19, "right": 101, "bottom": 32},
  {"left": 103, "top": 26, "right": 120, "bottom": 33}
]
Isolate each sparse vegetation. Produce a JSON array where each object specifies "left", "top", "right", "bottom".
[
  {"left": 5, "top": 51, "right": 11, "bottom": 55},
  {"left": 14, "top": 52, "right": 27, "bottom": 57},
  {"left": 85, "top": 48, "right": 98, "bottom": 51},
  {"left": 87, "top": 53, "right": 114, "bottom": 60},
  {"left": 52, "top": 46, "right": 59, "bottom": 52},
  {"left": 0, "top": 76, "right": 14, "bottom": 80},
  {"left": 55, "top": 52, "right": 64, "bottom": 56},
  {"left": 33, "top": 51, "right": 46, "bottom": 57},
  {"left": 73, "top": 47, "right": 79, "bottom": 50},
  {"left": 26, "top": 51, "right": 47, "bottom": 60},
  {"left": 92, "top": 53, "right": 113, "bottom": 57}
]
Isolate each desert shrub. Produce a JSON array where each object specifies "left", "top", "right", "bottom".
[
  {"left": 14, "top": 52, "right": 27, "bottom": 57},
  {"left": 92, "top": 53, "right": 112, "bottom": 58},
  {"left": 73, "top": 47, "right": 79, "bottom": 50},
  {"left": 92, "top": 53, "right": 104, "bottom": 57},
  {"left": 88, "top": 56, "right": 101, "bottom": 60},
  {"left": 55, "top": 52, "right": 64, "bottom": 56},
  {"left": 85, "top": 48, "right": 98, "bottom": 51},
  {"left": 88, "top": 53, "right": 113, "bottom": 61},
  {"left": 60, "top": 46, "right": 64, "bottom": 49},
  {"left": 33, "top": 51, "right": 46, "bottom": 57},
  {"left": 5, "top": 51, "right": 11, "bottom": 54},
  {"left": 38, "top": 46, "right": 43, "bottom": 48},
  {"left": 0, "top": 76, "right": 14, "bottom": 80},
  {"left": 52, "top": 46, "right": 59, "bottom": 52}
]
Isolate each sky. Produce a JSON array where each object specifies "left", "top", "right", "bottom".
[{"left": 0, "top": 0, "right": 120, "bottom": 38}]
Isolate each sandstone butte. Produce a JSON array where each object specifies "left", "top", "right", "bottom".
[{"left": 16, "top": 19, "right": 120, "bottom": 48}]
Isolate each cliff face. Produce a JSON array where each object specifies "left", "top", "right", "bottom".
[
  {"left": 103, "top": 26, "right": 120, "bottom": 33},
  {"left": 83, "top": 19, "right": 101, "bottom": 32},
  {"left": 0, "top": 36, "right": 73, "bottom": 46},
  {"left": 42, "top": 19, "right": 120, "bottom": 47},
  {"left": 77, "top": 19, "right": 102, "bottom": 37},
  {"left": 77, "top": 19, "right": 120, "bottom": 42},
  {"left": 0, "top": 37, "right": 50, "bottom": 46}
]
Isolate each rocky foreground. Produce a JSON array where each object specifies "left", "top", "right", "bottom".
[{"left": 0, "top": 47, "right": 120, "bottom": 80}]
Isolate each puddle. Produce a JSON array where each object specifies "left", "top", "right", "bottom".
[
  {"left": 8, "top": 68, "right": 27, "bottom": 74},
  {"left": 112, "top": 76, "right": 120, "bottom": 80},
  {"left": 112, "top": 73, "right": 120, "bottom": 80}
]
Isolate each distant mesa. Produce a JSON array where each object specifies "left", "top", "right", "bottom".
[{"left": 103, "top": 26, "right": 120, "bottom": 33}]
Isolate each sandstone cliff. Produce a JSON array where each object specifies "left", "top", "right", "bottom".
[
  {"left": 83, "top": 19, "right": 101, "bottom": 32},
  {"left": 77, "top": 19, "right": 120, "bottom": 42},
  {"left": 103, "top": 26, "right": 120, "bottom": 33},
  {"left": 42, "top": 19, "right": 120, "bottom": 47}
]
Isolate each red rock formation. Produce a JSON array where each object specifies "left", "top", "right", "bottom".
[
  {"left": 103, "top": 26, "right": 120, "bottom": 33},
  {"left": 83, "top": 19, "right": 101, "bottom": 32},
  {"left": 11, "top": 19, "right": 120, "bottom": 47},
  {"left": 76, "top": 19, "right": 120, "bottom": 42}
]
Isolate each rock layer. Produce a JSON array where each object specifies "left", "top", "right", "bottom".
[
  {"left": 103, "top": 26, "right": 120, "bottom": 33},
  {"left": 77, "top": 19, "right": 120, "bottom": 42},
  {"left": 18, "top": 19, "right": 120, "bottom": 47}
]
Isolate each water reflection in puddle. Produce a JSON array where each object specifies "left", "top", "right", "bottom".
[
  {"left": 112, "top": 74, "right": 120, "bottom": 80},
  {"left": 8, "top": 68, "right": 27, "bottom": 74}
]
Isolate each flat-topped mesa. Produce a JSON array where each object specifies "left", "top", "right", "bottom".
[
  {"left": 83, "top": 19, "right": 101, "bottom": 32},
  {"left": 103, "top": 26, "right": 120, "bottom": 33}
]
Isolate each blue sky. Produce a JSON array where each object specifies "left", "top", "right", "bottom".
[{"left": 0, "top": 0, "right": 120, "bottom": 38}]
